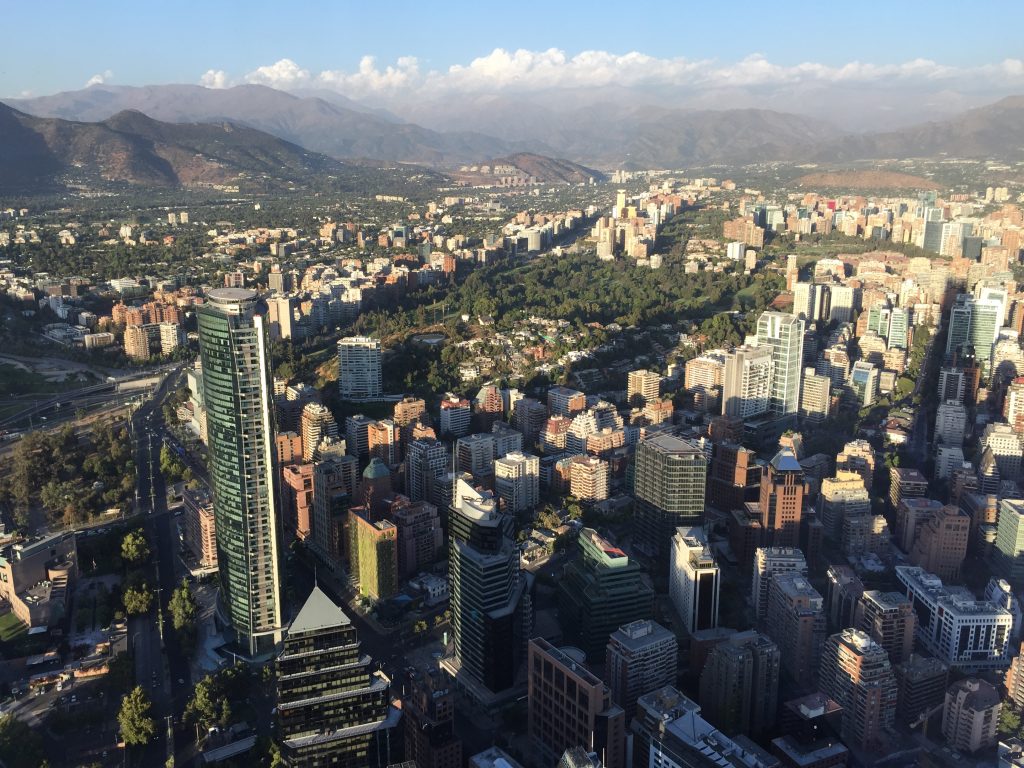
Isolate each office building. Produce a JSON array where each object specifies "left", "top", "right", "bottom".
[
  {"left": 404, "top": 667, "right": 462, "bottom": 768},
  {"left": 558, "top": 528, "right": 654, "bottom": 659},
  {"left": 934, "top": 400, "right": 968, "bottom": 447},
  {"left": 494, "top": 451, "right": 540, "bottom": 514},
  {"left": 818, "top": 629, "right": 897, "bottom": 752},
  {"left": 605, "top": 620, "right": 678, "bottom": 721},
  {"left": 943, "top": 679, "right": 1000, "bottom": 753},
  {"left": 347, "top": 506, "right": 398, "bottom": 602},
  {"left": 722, "top": 344, "right": 773, "bottom": 420},
  {"left": 569, "top": 455, "right": 610, "bottom": 502},
  {"left": 946, "top": 294, "right": 1001, "bottom": 371},
  {"left": 848, "top": 361, "right": 879, "bottom": 407},
  {"left": 707, "top": 442, "right": 761, "bottom": 512},
  {"left": 818, "top": 472, "right": 869, "bottom": 539},
  {"left": 753, "top": 547, "right": 807, "bottom": 624},
  {"left": 633, "top": 434, "right": 707, "bottom": 557},
  {"left": 759, "top": 448, "right": 806, "bottom": 548},
  {"left": 996, "top": 499, "right": 1024, "bottom": 586},
  {"left": 276, "top": 587, "right": 400, "bottom": 766},
  {"left": 337, "top": 336, "right": 383, "bottom": 399},
  {"left": 894, "top": 654, "right": 949, "bottom": 726},
  {"left": 446, "top": 478, "right": 530, "bottom": 697},
  {"left": 766, "top": 573, "right": 825, "bottom": 690},
  {"left": 699, "top": 630, "right": 780, "bottom": 738},
  {"left": 631, "top": 687, "right": 779, "bottom": 768},
  {"left": 829, "top": 284, "right": 857, "bottom": 324},
  {"left": 627, "top": 369, "right": 661, "bottom": 405},
  {"left": 855, "top": 591, "right": 916, "bottom": 665},
  {"left": 669, "top": 527, "right": 720, "bottom": 633},
  {"left": 528, "top": 639, "right": 625, "bottom": 768},
  {"left": 842, "top": 512, "right": 891, "bottom": 559},
  {"left": 909, "top": 504, "right": 969, "bottom": 581},
  {"left": 756, "top": 311, "right": 805, "bottom": 425},
  {"left": 197, "top": 288, "right": 283, "bottom": 656},
  {"left": 896, "top": 566, "right": 1013, "bottom": 671},
  {"left": 895, "top": 497, "right": 943, "bottom": 553}
]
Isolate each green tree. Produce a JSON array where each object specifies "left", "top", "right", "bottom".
[
  {"left": 121, "top": 530, "right": 150, "bottom": 564},
  {"left": 184, "top": 675, "right": 220, "bottom": 729},
  {"left": 219, "top": 698, "right": 233, "bottom": 729},
  {"left": 0, "top": 713, "right": 45, "bottom": 768},
  {"left": 118, "top": 686, "right": 156, "bottom": 746},
  {"left": 123, "top": 583, "right": 154, "bottom": 615},
  {"left": 999, "top": 705, "right": 1022, "bottom": 739},
  {"left": 169, "top": 578, "right": 197, "bottom": 631}
]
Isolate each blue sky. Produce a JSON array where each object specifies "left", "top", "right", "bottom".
[{"left": 2, "top": 0, "right": 1023, "bottom": 98}]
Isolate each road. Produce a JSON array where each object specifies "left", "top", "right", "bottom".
[{"left": 126, "top": 365, "right": 192, "bottom": 766}]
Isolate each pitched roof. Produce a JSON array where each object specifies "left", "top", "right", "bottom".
[
  {"left": 289, "top": 585, "right": 350, "bottom": 634},
  {"left": 770, "top": 448, "right": 803, "bottom": 473}
]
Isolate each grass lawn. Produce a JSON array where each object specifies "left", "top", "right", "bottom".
[
  {"left": 0, "top": 363, "right": 94, "bottom": 397},
  {"left": 0, "top": 611, "right": 27, "bottom": 642}
]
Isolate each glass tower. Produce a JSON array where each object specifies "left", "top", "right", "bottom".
[
  {"left": 198, "top": 288, "right": 283, "bottom": 656},
  {"left": 756, "top": 311, "right": 805, "bottom": 425}
]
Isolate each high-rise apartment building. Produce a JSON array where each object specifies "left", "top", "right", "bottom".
[
  {"left": 276, "top": 587, "right": 400, "bottom": 766},
  {"left": 627, "top": 369, "right": 661, "bottom": 405},
  {"left": 633, "top": 434, "right": 708, "bottom": 557},
  {"left": 766, "top": 573, "right": 826, "bottom": 690},
  {"left": 547, "top": 386, "right": 586, "bottom": 417},
  {"left": 817, "top": 471, "right": 869, "bottom": 540},
  {"left": 569, "top": 455, "right": 610, "bottom": 502},
  {"left": 819, "top": 629, "right": 897, "bottom": 752},
  {"left": 855, "top": 591, "right": 916, "bottom": 665},
  {"left": 698, "top": 630, "right": 780, "bottom": 738},
  {"left": 942, "top": 679, "right": 1001, "bottom": 753},
  {"left": 722, "top": 344, "right": 773, "bottom": 419},
  {"left": 438, "top": 396, "right": 472, "bottom": 438},
  {"left": 405, "top": 439, "right": 448, "bottom": 503},
  {"left": 909, "top": 504, "right": 969, "bottom": 581},
  {"left": 300, "top": 402, "right": 339, "bottom": 462},
  {"left": 890, "top": 467, "right": 928, "bottom": 510},
  {"left": 337, "top": 336, "right": 382, "bottom": 398},
  {"left": 753, "top": 547, "right": 807, "bottom": 624},
  {"left": 982, "top": 422, "right": 1023, "bottom": 481},
  {"left": 894, "top": 653, "right": 949, "bottom": 726},
  {"left": 528, "top": 638, "right": 625, "bottom": 768},
  {"left": 494, "top": 451, "right": 540, "bottom": 514},
  {"left": 558, "top": 528, "right": 654, "bottom": 659},
  {"left": 669, "top": 527, "right": 720, "bottom": 633},
  {"left": 799, "top": 368, "right": 831, "bottom": 425},
  {"left": 605, "top": 620, "right": 678, "bottom": 721},
  {"left": 197, "top": 288, "right": 283, "bottom": 656}
]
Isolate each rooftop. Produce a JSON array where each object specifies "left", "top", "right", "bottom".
[{"left": 288, "top": 586, "right": 350, "bottom": 635}]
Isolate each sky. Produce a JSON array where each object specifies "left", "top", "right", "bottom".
[{"left": 3, "top": 0, "right": 1024, "bottom": 123}]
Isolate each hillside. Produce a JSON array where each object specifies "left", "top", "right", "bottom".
[
  {"left": 795, "top": 169, "right": 939, "bottom": 190},
  {"left": 0, "top": 103, "right": 349, "bottom": 193},
  {"left": 452, "top": 152, "right": 605, "bottom": 186}
]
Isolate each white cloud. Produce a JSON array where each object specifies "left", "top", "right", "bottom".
[
  {"left": 200, "top": 69, "right": 228, "bottom": 89},
  {"left": 85, "top": 69, "right": 113, "bottom": 88},
  {"left": 225, "top": 49, "right": 1024, "bottom": 101}
]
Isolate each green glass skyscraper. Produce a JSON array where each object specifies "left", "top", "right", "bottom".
[{"left": 198, "top": 288, "right": 283, "bottom": 656}]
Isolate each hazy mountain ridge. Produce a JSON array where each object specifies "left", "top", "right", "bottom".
[{"left": 0, "top": 102, "right": 349, "bottom": 192}]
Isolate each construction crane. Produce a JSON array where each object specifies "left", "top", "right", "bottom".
[{"left": 910, "top": 700, "right": 945, "bottom": 741}]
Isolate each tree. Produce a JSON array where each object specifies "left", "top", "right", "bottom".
[
  {"left": 118, "top": 686, "right": 156, "bottom": 746},
  {"left": 122, "top": 583, "right": 154, "bottom": 615},
  {"left": 999, "top": 704, "right": 1022, "bottom": 739},
  {"left": 219, "top": 698, "right": 233, "bottom": 729},
  {"left": 169, "top": 578, "right": 197, "bottom": 631},
  {"left": 0, "top": 714, "right": 45, "bottom": 768},
  {"left": 184, "top": 675, "right": 220, "bottom": 729},
  {"left": 121, "top": 530, "right": 150, "bottom": 565}
]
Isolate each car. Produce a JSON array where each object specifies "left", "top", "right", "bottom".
[{"left": 70, "top": 695, "right": 77, "bottom": 703}]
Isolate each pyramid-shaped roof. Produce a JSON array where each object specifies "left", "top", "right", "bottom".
[
  {"left": 289, "top": 585, "right": 350, "bottom": 635},
  {"left": 770, "top": 447, "right": 803, "bottom": 473}
]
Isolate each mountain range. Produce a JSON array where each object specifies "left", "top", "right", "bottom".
[
  {"left": 0, "top": 102, "right": 348, "bottom": 193},
  {"left": 3, "top": 84, "right": 1024, "bottom": 193}
]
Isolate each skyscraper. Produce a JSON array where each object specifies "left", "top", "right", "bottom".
[
  {"left": 946, "top": 294, "right": 1001, "bottom": 372},
  {"left": 756, "top": 311, "right": 805, "bottom": 425},
  {"left": 855, "top": 591, "right": 916, "bottom": 665},
  {"left": 494, "top": 451, "right": 540, "bottom": 515},
  {"left": 722, "top": 344, "right": 773, "bottom": 419},
  {"left": 759, "top": 448, "right": 806, "bottom": 548},
  {"left": 766, "top": 572, "right": 826, "bottom": 690},
  {"left": 337, "top": 336, "right": 383, "bottom": 398},
  {"left": 445, "top": 478, "right": 530, "bottom": 696},
  {"left": 558, "top": 528, "right": 654, "bottom": 659},
  {"left": 995, "top": 498, "right": 1024, "bottom": 586},
  {"left": 404, "top": 667, "right": 462, "bottom": 768},
  {"left": 604, "top": 620, "right": 678, "bottom": 721},
  {"left": 276, "top": 587, "right": 400, "bottom": 766},
  {"left": 633, "top": 434, "right": 708, "bottom": 557},
  {"left": 669, "top": 527, "right": 720, "bottom": 633},
  {"left": 197, "top": 288, "right": 283, "bottom": 656},
  {"left": 752, "top": 546, "right": 807, "bottom": 624},
  {"left": 698, "top": 630, "right": 780, "bottom": 738},
  {"left": 528, "top": 638, "right": 626, "bottom": 768},
  {"left": 819, "top": 629, "right": 897, "bottom": 752}
]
